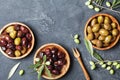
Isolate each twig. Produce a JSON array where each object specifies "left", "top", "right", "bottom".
[{"left": 93, "top": 1, "right": 120, "bottom": 14}]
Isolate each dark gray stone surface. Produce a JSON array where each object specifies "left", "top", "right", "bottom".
[{"left": 0, "top": 0, "right": 120, "bottom": 80}]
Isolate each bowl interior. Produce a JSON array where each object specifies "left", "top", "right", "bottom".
[
  {"left": 84, "top": 13, "right": 120, "bottom": 50},
  {"left": 34, "top": 43, "right": 70, "bottom": 80},
  {"left": 0, "top": 22, "right": 35, "bottom": 59}
]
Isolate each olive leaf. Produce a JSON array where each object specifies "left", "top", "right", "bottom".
[
  {"left": 84, "top": 38, "right": 94, "bottom": 56},
  {"left": 43, "top": 55, "right": 47, "bottom": 63},
  {"left": 45, "top": 65, "right": 51, "bottom": 77},
  {"left": 93, "top": 51, "right": 103, "bottom": 61},
  {"left": 8, "top": 62, "right": 21, "bottom": 80},
  {"left": 38, "top": 65, "right": 44, "bottom": 80},
  {"left": 28, "top": 61, "right": 41, "bottom": 69}
]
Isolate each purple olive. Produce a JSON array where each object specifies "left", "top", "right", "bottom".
[
  {"left": 52, "top": 69, "right": 60, "bottom": 75},
  {"left": 37, "top": 52, "right": 45, "bottom": 59},
  {"left": 58, "top": 59, "right": 66, "bottom": 66},
  {"left": 5, "top": 35, "right": 13, "bottom": 43},
  {"left": 51, "top": 47, "right": 58, "bottom": 54},
  {"left": 0, "top": 39, "right": 7, "bottom": 47},
  {"left": 20, "top": 26, "right": 28, "bottom": 33},
  {"left": 17, "top": 31, "right": 24, "bottom": 37},
  {"left": 14, "top": 24, "right": 21, "bottom": 31},
  {"left": 5, "top": 48, "right": 15, "bottom": 57},
  {"left": 27, "top": 43, "right": 31, "bottom": 48},
  {"left": 52, "top": 54, "right": 58, "bottom": 61},
  {"left": 47, "top": 65, "right": 53, "bottom": 71},
  {"left": 26, "top": 33, "right": 32, "bottom": 41},
  {"left": 54, "top": 66, "right": 62, "bottom": 71},
  {"left": 16, "top": 45, "right": 23, "bottom": 50},
  {"left": 22, "top": 37, "right": 28, "bottom": 47},
  {"left": 57, "top": 51, "right": 65, "bottom": 59},
  {"left": 6, "top": 43, "right": 15, "bottom": 50},
  {"left": 54, "top": 61, "right": 59, "bottom": 67},
  {"left": 1, "top": 47, "right": 6, "bottom": 51}
]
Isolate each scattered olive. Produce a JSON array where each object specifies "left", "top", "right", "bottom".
[
  {"left": 19, "top": 69, "right": 24, "bottom": 76},
  {"left": 110, "top": 69, "right": 114, "bottom": 75}
]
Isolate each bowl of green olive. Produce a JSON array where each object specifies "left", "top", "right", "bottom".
[
  {"left": 0, "top": 22, "right": 35, "bottom": 59},
  {"left": 84, "top": 13, "right": 120, "bottom": 50}
]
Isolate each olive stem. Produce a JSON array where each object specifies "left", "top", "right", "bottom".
[{"left": 93, "top": 1, "right": 120, "bottom": 14}]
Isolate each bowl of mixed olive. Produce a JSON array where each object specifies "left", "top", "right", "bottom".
[
  {"left": 84, "top": 13, "right": 120, "bottom": 50},
  {"left": 0, "top": 22, "right": 35, "bottom": 59},
  {"left": 34, "top": 43, "right": 70, "bottom": 79}
]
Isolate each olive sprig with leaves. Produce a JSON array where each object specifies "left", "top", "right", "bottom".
[
  {"left": 85, "top": 0, "right": 120, "bottom": 14},
  {"left": 29, "top": 55, "right": 51, "bottom": 80},
  {"left": 84, "top": 38, "right": 120, "bottom": 75}
]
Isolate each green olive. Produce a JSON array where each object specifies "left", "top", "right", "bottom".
[
  {"left": 104, "top": 17, "right": 111, "bottom": 24},
  {"left": 14, "top": 37, "right": 21, "bottom": 45},
  {"left": 9, "top": 31, "right": 17, "bottom": 39},
  {"left": 94, "top": 32, "right": 99, "bottom": 39},
  {"left": 111, "top": 22, "right": 117, "bottom": 29},
  {"left": 87, "top": 26, "right": 92, "bottom": 33},
  {"left": 15, "top": 50, "right": 21, "bottom": 57},
  {"left": 98, "top": 35, "right": 105, "bottom": 41},
  {"left": 91, "top": 18, "right": 97, "bottom": 26},
  {"left": 99, "top": 29, "right": 109, "bottom": 36},
  {"left": 92, "top": 24, "right": 100, "bottom": 32},
  {"left": 96, "top": 40, "right": 103, "bottom": 48},
  {"left": 98, "top": 15, "right": 104, "bottom": 23},
  {"left": 91, "top": 39, "right": 97, "bottom": 45},
  {"left": 87, "top": 33, "right": 94, "bottom": 40},
  {"left": 112, "top": 29, "right": 118, "bottom": 36},
  {"left": 104, "top": 24, "right": 111, "bottom": 30},
  {"left": 6, "top": 26, "right": 15, "bottom": 33},
  {"left": 104, "top": 35, "right": 112, "bottom": 43}
]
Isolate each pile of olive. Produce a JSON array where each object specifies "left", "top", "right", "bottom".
[
  {"left": 0, "top": 24, "right": 32, "bottom": 57},
  {"left": 36, "top": 47, "right": 66, "bottom": 75},
  {"left": 86, "top": 15, "right": 119, "bottom": 48}
]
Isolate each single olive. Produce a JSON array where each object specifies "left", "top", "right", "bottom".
[
  {"left": 92, "top": 24, "right": 100, "bottom": 32},
  {"left": 104, "top": 24, "right": 111, "bottom": 30},
  {"left": 22, "top": 37, "right": 28, "bottom": 47},
  {"left": 104, "top": 16, "right": 111, "bottom": 24},
  {"left": 87, "top": 26, "right": 92, "bottom": 33},
  {"left": 96, "top": 40, "right": 103, "bottom": 48},
  {"left": 103, "top": 43, "right": 109, "bottom": 47},
  {"left": 6, "top": 48, "right": 15, "bottom": 57},
  {"left": 98, "top": 35, "right": 105, "bottom": 41},
  {"left": 9, "top": 31, "right": 17, "bottom": 39},
  {"left": 14, "top": 24, "right": 20, "bottom": 31},
  {"left": 0, "top": 39, "right": 7, "bottom": 47},
  {"left": 17, "top": 31, "right": 23, "bottom": 37},
  {"left": 20, "top": 26, "right": 28, "bottom": 33},
  {"left": 97, "top": 15, "right": 104, "bottom": 23},
  {"left": 91, "top": 18, "right": 97, "bottom": 26},
  {"left": 111, "top": 36, "right": 116, "bottom": 42},
  {"left": 99, "top": 29, "right": 109, "bottom": 36},
  {"left": 111, "top": 22, "right": 117, "bottom": 29},
  {"left": 15, "top": 50, "right": 21, "bottom": 57},
  {"left": 91, "top": 39, "right": 97, "bottom": 45},
  {"left": 14, "top": 37, "right": 21, "bottom": 45},
  {"left": 87, "top": 33, "right": 94, "bottom": 40},
  {"left": 6, "top": 26, "right": 15, "bottom": 33},
  {"left": 94, "top": 32, "right": 99, "bottom": 39},
  {"left": 16, "top": 45, "right": 23, "bottom": 50},
  {"left": 4, "top": 35, "right": 13, "bottom": 43},
  {"left": 21, "top": 47, "right": 27, "bottom": 54},
  {"left": 112, "top": 29, "right": 118, "bottom": 36},
  {"left": 26, "top": 33, "right": 32, "bottom": 41},
  {"left": 104, "top": 35, "right": 112, "bottom": 43}
]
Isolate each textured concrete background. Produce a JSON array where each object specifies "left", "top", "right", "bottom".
[{"left": 0, "top": 0, "right": 120, "bottom": 80}]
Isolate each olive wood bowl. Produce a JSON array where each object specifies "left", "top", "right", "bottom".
[
  {"left": 84, "top": 13, "right": 120, "bottom": 50},
  {"left": 0, "top": 22, "right": 35, "bottom": 59},
  {"left": 33, "top": 43, "right": 70, "bottom": 80}
]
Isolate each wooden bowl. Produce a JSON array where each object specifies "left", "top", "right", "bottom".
[
  {"left": 33, "top": 43, "right": 70, "bottom": 80},
  {"left": 84, "top": 13, "right": 120, "bottom": 50},
  {"left": 0, "top": 22, "right": 35, "bottom": 59}
]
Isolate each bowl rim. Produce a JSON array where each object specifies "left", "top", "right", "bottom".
[
  {"left": 0, "top": 22, "right": 35, "bottom": 59},
  {"left": 33, "top": 43, "right": 70, "bottom": 80},
  {"left": 84, "top": 13, "right": 120, "bottom": 50}
]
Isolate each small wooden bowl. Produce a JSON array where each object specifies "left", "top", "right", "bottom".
[
  {"left": 84, "top": 13, "right": 120, "bottom": 50},
  {"left": 33, "top": 43, "right": 70, "bottom": 80},
  {"left": 0, "top": 22, "right": 35, "bottom": 59}
]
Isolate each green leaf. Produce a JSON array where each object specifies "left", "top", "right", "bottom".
[
  {"left": 8, "top": 62, "right": 21, "bottom": 80},
  {"left": 45, "top": 65, "right": 51, "bottom": 77},
  {"left": 84, "top": 38, "right": 93, "bottom": 56},
  {"left": 28, "top": 61, "right": 41, "bottom": 69},
  {"left": 38, "top": 65, "right": 44, "bottom": 80},
  {"left": 112, "top": 0, "right": 117, "bottom": 6},
  {"left": 43, "top": 55, "right": 47, "bottom": 63},
  {"left": 93, "top": 51, "right": 103, "bottom": 61}
]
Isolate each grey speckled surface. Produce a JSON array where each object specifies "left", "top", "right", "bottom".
[{"left": 0, "top": 0, "right": 120, "bottom": 80}]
